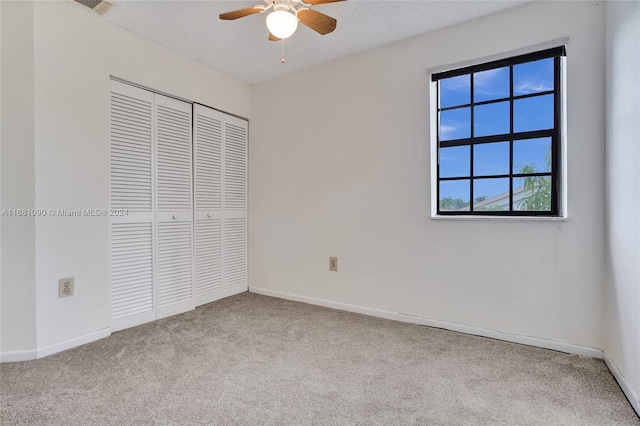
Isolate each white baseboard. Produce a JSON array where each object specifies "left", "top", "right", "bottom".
[
  {"left": 604, "top": 352, "right": 640, "bottom": 417},
  {"left": 0, "top": 349, "right": 37, "bottom": 363},
  {"left": 249, "top": 287, "right": 640, "bottom": 415},
  {"left": 36, "top": 328, "right": 111, "bottom": 359},
  {"left": 249, "top": 286, "right": 603, "bottom": 359}
]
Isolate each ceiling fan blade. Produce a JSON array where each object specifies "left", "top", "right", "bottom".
[
  {"left": 303, "top": 0, "right": 346, "bottom": 5},
  {"left": 219, "top": 6, "right": 264, "bottom": 20},
  {"left": 268, "top": 32, "right": 281, "bottom": 42},
  {"left": 297, "top": 9, "right": 337, "bottom": 35}
]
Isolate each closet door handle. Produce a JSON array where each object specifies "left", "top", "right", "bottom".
[
  {"left": 172, "top": 214, "right": 177, "bottom": 220},
  {"left": 207, "top": 213, "right": 211, "bottom": 219}
]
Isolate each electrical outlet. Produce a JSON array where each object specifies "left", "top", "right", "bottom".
[
  {"left": 58, "top": 277, "right": 74, "bottom": 298},
  {"left": 329, "top": 257, "right": 338, "bottom": 272}
]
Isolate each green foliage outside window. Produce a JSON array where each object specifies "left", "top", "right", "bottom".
[{"left": 518, "top": 149, "right": 552, "bottom": 211}]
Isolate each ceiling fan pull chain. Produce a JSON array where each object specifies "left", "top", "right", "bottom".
[{"left": 281, "top": 39, "right": 286, "bottom": 63}]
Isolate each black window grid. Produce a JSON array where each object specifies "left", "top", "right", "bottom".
[{"left": 434, "top": 47, "right": 564, "bottom": 216}]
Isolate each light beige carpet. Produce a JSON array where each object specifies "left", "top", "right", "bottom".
[{"left": 1, "top": 292, "right": 638, "bottom": 425}]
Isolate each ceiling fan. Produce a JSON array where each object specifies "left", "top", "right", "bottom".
[{"left": 220, "top": 0, "right": 346, "bottom": 41}]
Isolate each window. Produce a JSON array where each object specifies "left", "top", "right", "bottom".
[{"left": 432, "top": 47, "right": 565, "bottom": 216}]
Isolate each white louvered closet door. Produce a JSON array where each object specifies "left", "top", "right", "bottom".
[
  {"left": 111, "top": 81, "right": 245, "bottom": 327},
  {"left": 110, "top": 80, "right": 156, "bottom": 332},
  {"left": 222, "top": 115, "right": 248, "bottom": 295},
  {"left": 193, "top": 105, "right": 223, "bottom": 306},
  {"left": 154, "top": 94, "right": 195, "bottom": 319},
  {"left": 193, "top": 105, "right": 248, "bottom": 306}
]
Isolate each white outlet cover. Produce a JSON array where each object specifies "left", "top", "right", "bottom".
[
  {"left": 329, "top": 257, "right": 338, "bottom": 272},
  {"left": 58, "top": 277, "right": 74, "bottom": 298}
]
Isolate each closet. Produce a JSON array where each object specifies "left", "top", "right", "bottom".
[{"left": 109, "top": 80, "right": 247, "bottom": 332}]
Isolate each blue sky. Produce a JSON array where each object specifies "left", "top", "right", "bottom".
[{"left": 438, "top": 58, "right": 554, "bottom": 204}]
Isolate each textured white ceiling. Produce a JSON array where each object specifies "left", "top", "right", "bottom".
[{"left": 100, "top": 0, "right": 530, "bottom": 84}]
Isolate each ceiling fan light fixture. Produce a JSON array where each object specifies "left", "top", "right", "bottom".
[{"left": 266, "top": 10, "right": 298, "bottom": 39}]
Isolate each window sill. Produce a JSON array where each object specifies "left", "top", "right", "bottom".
[{"left": 431, "top": 214, "right": 568, "bottom": 222}]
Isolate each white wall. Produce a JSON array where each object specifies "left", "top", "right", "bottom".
[
  {"left": 1, "top": 0, "right": 251, "bottom": 359},
  {"left": 1, "top": 1, "right": 37, "bottom": 358},
  {"left": 604, "top": 0, "right": 640, "bottom": 413},
  {"left": 250, "top": 1, "right": 606, "bottom": 350}
]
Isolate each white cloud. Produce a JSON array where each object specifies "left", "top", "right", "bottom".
[
  {"left": 473, "top": 68, "right": 508, "bottom": 96},
  {"left": 515, "top": 79, "right": 552, "bottom": 94},
  {"left": 440, "top": 124, "right": 457, "bottom": 138},
  {"left": 441, "top": 75, "right": 469, "bottom": 92},
  {"left": 474, "top": 68, "right": 502, "bottom": 85}
]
